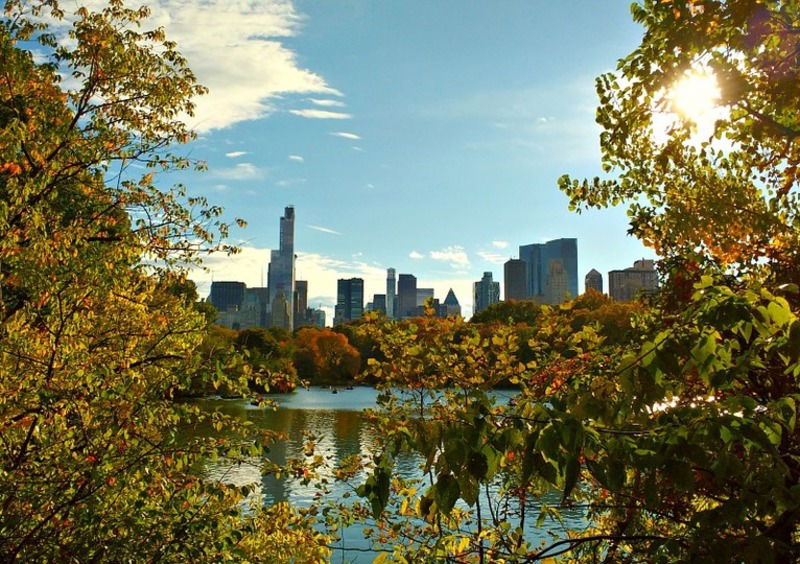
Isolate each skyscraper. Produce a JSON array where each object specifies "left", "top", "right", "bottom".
[
  {"left": 585, "top": 269, "right": 603, "bottom": 294},
  {"left": 294, "top": 280, "right": 308, "bottom": 328},
  {"left": 334, "top": 278, "right": 364, "bottom": 325},
  {"left": 441, "top": 288, "right": 462, "bottom": 317},
  {"left": 209, "top": 281, "right": 245, "bottom": 313},
  {"left": 473, "top": 272, "right": 500, "bottom": 314},
  {"left": 519, "top": 238, "right": 577, "bottom": 304},
  {"left": 386, "top": 268, "right": 396, "bottom": 319},
  {"left": 397, "top": 274, "right": 417, "bottom": 319},
  {"left": 267, "top": 206, "right": 296, "bottom": 328},
  {"left": 503, "top": 258, "right": 528, "bottom": 301},
  {"left": 609, "top": 259, "right": 658, "bottom": 302}
]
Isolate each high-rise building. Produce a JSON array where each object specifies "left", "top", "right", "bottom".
[
  {"left": 209, "top": 281, "right": 245, "bottom": 313},
  {"left": 544, "top": 259, "right": 568, "bottom": 304},
  {"left": 473, "top": 272, "right": 500, "bottom": 314},
  {"left": 416, "top": 288, "right": 434, "bottom": 306},
  {"left": 270, "top": 291, "right": 291, "bottom": 329},
  {"left": 334, "top": 278, "right": 364, "bottom": 325},
  {"left": 608, "top": 259, "right": 658, "bottom": 302},
  {"left": 585, "top": 269, "right": 603, "bottom": 294},
  {"left": 294, "top": 280, "right": 308, "bottom": 328},
  {"left": 267, "top": 206, "right": 296, "bottom": 328},
  {"left": 504, "top": 258, "right": 528, "bottom": 301},
  {"left": 397, "top": 274, "right": 417, "bottom": 319},
  {"left": 386, "top": 268, "right": 396, "bottom": 319},
  {"left": 372, "top": 294, "right": 387, "bottom": 314},
  {"left": 519, "top": 238, "right": 577, "bottom": 304},
  {"left": 441, "top": 288, "right": 462, "bottom": 317}
]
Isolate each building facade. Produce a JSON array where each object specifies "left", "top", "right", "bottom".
[
  {"left": 209, "top": 281, "right": 246, "bottom": 313},
  {"left": 519, "top": 238, "right": 577, "bottom": 305},
  {"left": 441, "top": 288, "right": 462, "bottom": 317},
  {"left": 473, "top": 272, "right": 500, "bottom": 314},
  {"left": 267, "top": 206, "right": 296, "bottom": 329},
  {"left": 608, "top": 259, "right": 658, "bottom": 302},
  {"left": 397, "top": 274, "right": 417, "bottom": 319},
  {"left": 386, "top": 268, "right": 396, "bottom": 319},
  {"left": 334, "top": 278, "right": 364, "bottom": 325},
  {"left": 503, "top": 258, "right": 528, "bottom": 301},
  {"left": 585, "top": 269, "right": 603, "bottom": 294}
]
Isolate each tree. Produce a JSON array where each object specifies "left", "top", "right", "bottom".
[
  {"left": 294, "top": 328, "right": 361, "bottom": 385},
  {"left": 356, "top": 2, "right": 800, "bottom": 561},
  {"left": 0, "top": 2, "right": 326, "bottom": 560}
]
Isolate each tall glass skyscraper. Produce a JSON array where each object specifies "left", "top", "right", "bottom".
[
  {"left": 267, "top": 206, "right": 296, "bottom": 328},
  {"left": 519, "top": 238, "right": 578, "bottom": 304}
]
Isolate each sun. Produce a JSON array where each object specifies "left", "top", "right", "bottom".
[{"left": 668, "top": 71, "right": 721, "bottom": 124}]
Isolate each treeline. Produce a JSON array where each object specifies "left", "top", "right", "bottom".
[{"left": 188, "top": 288, "right": 644, "bottom": 395}]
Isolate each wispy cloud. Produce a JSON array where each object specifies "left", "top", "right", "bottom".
[
  {"left": 288, "top": 154, "right": 304, "bottom": 162},
  {"left": 309, "top": 98, "right": 345, "bottom": 107},
  {"left": 213, "top": 184, "right": 229, "bottom": 191},
  {"left": 409, "top": 251, "right": 424, "bottom": 260},
  {"left": 276, "top": 177, "right": 307, "bottom": 187},
  {"left": 331, "top": 132, "right": 361, "bottom": 140},
  {"left": 308, "top": 224, "right": 342, "bottom": 235},
  {"left": 478, "top": 251, "right": 506, "bottom": 264},
  {"left": 429, "top": 246, "right": 470, "bottom": 268},
  {"left": 212, "top": 162, "right": 263, "bottom": 180},
  {"left": 290, "top": 109, "right": 352, "bottom": 119},
  {"left": 225, "top": 150, "right": 248, "bottom": 158},
  {"left": 491, "top": 240, "right": 508, "bottom": 249},
  {"left": 352, "top": 146, "right": 364, "bottom": 151}
]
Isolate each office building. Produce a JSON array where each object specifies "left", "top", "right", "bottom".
[
  {"left": 372, "top": 294, "right": 387, "bottom": 314},
  {"left": 504, "top": 258, "right": 528, "bottom": 301},
  {"left": 397, "top": 274, "right": 417, "bottom": 319},
  {"left": 441, "top": 288, "right": 462, "bottom": 317},
  {"left": 386, "top": 268, "right": 396, "bottom": 319},
  {"left": 267, "top": 206, "right": 296, "bottom": 328},
  {"left": 416, "top": 288, "right": 434, "bottom": 306},
  {"left": 585, "top": 269, "right": 603, "bottom": 294},
  {"left": 473, "top": 272, "right": 500, "bottom": 314},
  {"left": 294, "top": 280, "right": 308, "bottom": 328},
  {"left": 608, "top": 259, "right": 658, "bottom": 302},
  {"left": 209, "top": 281, "right": 245, "bottom": 313},
  {"left": 334, "top": 278, "right": 364, "bottom": 325},
  {"left": 519, "top": 238, "right": 577, "bottom": 305}
]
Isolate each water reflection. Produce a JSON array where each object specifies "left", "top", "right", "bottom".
[{"left": 190, "top": 386, "right": 587, "bottom": 562}]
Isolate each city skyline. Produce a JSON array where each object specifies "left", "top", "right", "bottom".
[
  {"left": 181, "top": 1, "right": 658, "bottom": 318},
  {"left": 205, "top": 212, "right": 657, "bottom": 323}
]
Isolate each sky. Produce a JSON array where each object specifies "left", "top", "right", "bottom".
[{"left": 130, "top": 0, "right": 657, "bottom": 320}]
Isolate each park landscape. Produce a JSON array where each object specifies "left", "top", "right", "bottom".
[{"left": 1, "top": 0, "right": 800, "bottom": 562}]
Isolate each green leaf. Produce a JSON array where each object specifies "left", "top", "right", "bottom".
[{"left": 434, "top": 472, "right": 460, "bottom": 514}]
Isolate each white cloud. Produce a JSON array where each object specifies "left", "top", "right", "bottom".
[
  {"left": 331, "top": 132, "right": 361, "bottom": 140},
  {"left": 288, "top": 155, "right": 304, "bottom": 162},
  {"left": 213, "top": 184, "right": 229, "bottom": 191},
  {"left": 491, "top": 240, "right": 508, "bottom": 249},
  {"left": 276, "top": 177, "right": 307, "bottom": 187},
  {"left": 117, "top": 1, "right": 343, "bottom": 132},
  {"left": 478, "top": 251, "right": 506, "bottom": 264},
  {"left": 429, "top": 246, "right": 470, "bottom": 268},
  {"left": 212, "top": 162, "right": 264, "bottom": 180},
  {"left": 289, "top": 109, "right": 352, "bottom": 119},
  {"left": 352, "top": 146, "right": 364, "bottom": 152},
  {"left": 308, "top": 224, "right": 342, "bottom": 235},
  {"left": 365, "top": 183, "right": 375, "bottom": 189},
  {"left": 225, "top": 151, "right": 248, "bottom": 158},
  {"left": 308, "top": 98, "right": 345, "bottom": 107},
  {"left": 408, "top": 251, "right": 424, "bottom": 260}
]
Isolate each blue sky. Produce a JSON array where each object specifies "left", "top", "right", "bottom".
[{"left": 145, "top": 0, "right": 656, "bottom": 319}]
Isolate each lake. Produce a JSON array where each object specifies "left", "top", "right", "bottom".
[{"left": 191, "top": 386, "right": 586, "bottom": 562}]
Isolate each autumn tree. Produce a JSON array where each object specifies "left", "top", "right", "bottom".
[
  {"left": 357, "top": 1, "right": 800, "bottom": 562},
  {"left": 0, "top": 1, "right": 327, "bottom": 560},
  {"left": 294, "top": 327, "right": 361, "bottom": 385}
]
